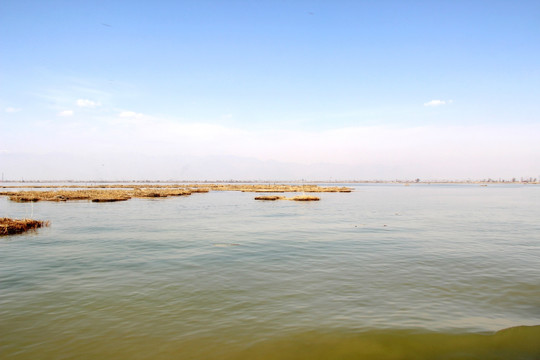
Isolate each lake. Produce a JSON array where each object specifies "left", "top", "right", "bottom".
[{"left": 1, "top": 183, "right": 539, "bottom": 359}]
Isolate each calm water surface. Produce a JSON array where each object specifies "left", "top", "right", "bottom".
[{"left": 1, "top": 184, "right": 539, "bottom": 359}]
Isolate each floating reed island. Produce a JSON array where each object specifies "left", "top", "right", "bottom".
[
  {"left": 0, "top": 184, "right": 351, "bottom": 203},
  {"left": 0, "top": 218, "right": 50, "bottom": 236},
  {"left": 0, "top": 188, "right": 193, "bottom": 203}
]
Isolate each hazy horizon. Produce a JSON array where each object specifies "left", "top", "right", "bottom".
[{"left": 0, "top": 151, "right": 538, "bottom": 184}]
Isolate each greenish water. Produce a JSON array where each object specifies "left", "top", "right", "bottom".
[{"left": 1, "top": 184, "right": 539, "bottom": 359}]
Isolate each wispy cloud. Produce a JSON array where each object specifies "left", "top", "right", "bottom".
[
  {"left": 424, "top": 99, "right": 452, "bottom": 107},
  {"left": 58, "top": 110, "right": 74, "bottom": 117},
  {"left": 5, "top": 107, "right": 21, "bottom": 113},
  {"left": 76, "top": 99, "right": 101, "bottom": 108},
  {"left": 119, "top": 111, "right": 144, "bottom": 119}
]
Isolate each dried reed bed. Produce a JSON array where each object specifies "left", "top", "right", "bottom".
[
  {"left": 254, "top": 195, "right": 320, "bottom": 201},
  {"left": 133, "top": 188, "right": 192, "bottom": 198},
  {"left": 187, "top": 188, "right": 210, "bottom": 193},
  {"left": 1, "top": 188, "right": 192, "bottom": 203},
  {"left": 288, "top": 195, "right": 320, "bottom": 201},
  {"left": 0, "top": 218, "right": 50, "bottom": 236},
  {"left": 212, "top": 184, "right": 350, "bottom": 193},
  {"left": 2, "top": 190, "right": 130, "bottom": 202},
  {"left": 1, "top": 183, "right": 351, "bottom": 192},
  {"left": 0, "top": 184, "right": 349, "bottom": 203},
  {"left": 254, "top": 195, "right": 285, "bottom": 201}
]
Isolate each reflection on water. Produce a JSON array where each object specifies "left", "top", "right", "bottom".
[{"left": 1, "top": 184, "right": 539, "bottom": 359}]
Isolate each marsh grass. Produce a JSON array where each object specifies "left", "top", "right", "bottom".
[{"left": 0, "top": 218, "right": 50, "bottom": 236}]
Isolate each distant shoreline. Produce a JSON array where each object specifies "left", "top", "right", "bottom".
[{"left": 0, "top": 179, "right": 538, "bottom": 185}]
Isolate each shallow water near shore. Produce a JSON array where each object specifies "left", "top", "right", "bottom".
[{"left": 1, "top": 183, "right": 539, "bottom": 359}]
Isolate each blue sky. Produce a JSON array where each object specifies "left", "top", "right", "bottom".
[{"left": 1, "top": 1, "right": 539, "bottom": 180}]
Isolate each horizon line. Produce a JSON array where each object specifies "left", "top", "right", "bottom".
[{"left": 1, "top": 178, "right": 538, "bottom": 184}]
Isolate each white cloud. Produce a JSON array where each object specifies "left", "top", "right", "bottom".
[
  {"left": 424, "top": 100, "right": 447, "bottom": 107},
  {"left": 5, "top": 107, "right": 21, "bottom": 113},
  {"left": 58, "top": 110, "right": 74, "bottom": 117},
  {"left": 76, "top": 99, "right": 101, "bottom": 108},
  {"left": 118, "top": 111, "right": 144, "bottom": 119}
]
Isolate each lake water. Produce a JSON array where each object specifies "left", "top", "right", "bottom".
[{"left": 1, "top": 184, "right": 539, "bottom": 359}]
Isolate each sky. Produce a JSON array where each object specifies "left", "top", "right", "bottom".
[{"left": 1, "top": 0, "right": 539, "bottom": 181}]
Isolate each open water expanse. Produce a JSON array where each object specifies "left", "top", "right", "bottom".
[{"left": 1, "top": 183, "right": 540, "bottom": 359}]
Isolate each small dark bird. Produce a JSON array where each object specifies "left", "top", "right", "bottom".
[{"left": 100, "top": 22, "right": 112, "bottom": 27}]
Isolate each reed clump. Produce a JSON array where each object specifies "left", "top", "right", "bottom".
[
  {"left": 188, "top": 188, "right": 210, "bottom": 193},
  {"left": 0, "top": 218, "right": 50, "bottom": 236},
  {"left": 288, "top": 195, "right": 320, "bottom": 201},
  {"left": 91, "top": 196, "right": 131, "bottom": 203},
  {"left": 133, "top": 188, "right": 192, "bottom": 198},
  {"left": 254, "top": 195, "right": 320, "bottom": 201},
  {"left": 254, "top": 195, "right": 285, "bottom": 201}
]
